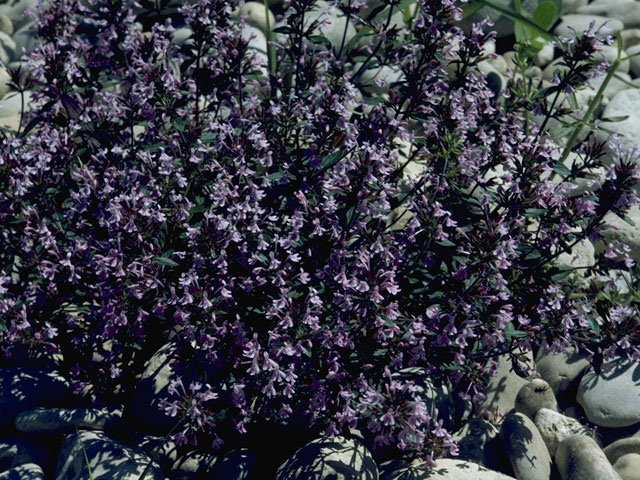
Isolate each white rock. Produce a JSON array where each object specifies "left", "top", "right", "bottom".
[
  {"left": 12, "top": 23, "right": 38, "bottom": 59},
  {"left": 276, "top": 436, "right": 377, "bottom": 480},
  {"left": 233, "top": 2, "right": 276, "bottom": 34},
  {"left": 534, "top": 408, "right": 594, "bottom": 458},
  {"left": 594, "top": 205, "right": 640, "bottom": 262},
  {"left": 500, "top": 412, "right": 552, "bottom": 480},
  {"left": 578, "top": 357, "right": 640, "bottom": 428},
  {"left": 54, "top": 431, "right": 163, "bottom": 480},
  {"left": 557, "top": 435, "right": 621, "bottom": 480},
  {"left": 0, "top": 90, "right": 32, "bottom": 118},
  {"left": 613, "top": 453, "right": 640, "bottom": 480},
  {"left": 535, "top": 348, "right": 590, "bottom": 397},
  {"left": 515, "top": 379, "right": 559, "bottom": 420},
  {"left": 301, "top": 0, "right": 356, "bottom": 55},
  {"left": 577, "top": 0, "right": 640, "bottom": 29},
  {"left": 533, "top": 41, "right": 555, "bottom": 67},
  {"left": 456, "top": 0, "right": 538, "bottom": 38},
  {"left": 0, "top": 66, "right": 10, "bottom": 100},
  {"left": 621, "top": 28, "right": 640, "bottom": 48},
  {"left": 354, "top": 63, "right": 404, "bottom": 94},
  {"left": 477, "top": 350, "right": 534, "bottom": 421},
  {"left": 596, "top": 88, "right": 640, "bottom": 165},
  {"left": 0, "top": 463, "right": 44, "bottom": 480},
  {"left": 0, "top": 13, "right": 12, "bottom": 36},
  {"left": 0, "top": 0, "right": 38, "bottom": 32},
  {"left": 562, "top": 0, "right": 589, "bottom": 14},
  {"left": 554, "top": 14, "right": 624, "bottom": 37},
  {"left": 379, "top": 458, "right": 517, "bottom": 479}
]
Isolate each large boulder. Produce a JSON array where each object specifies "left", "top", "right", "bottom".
[
  {"left": 54, "top": 431, "right": 163, "bottom": 480},
  {"left": 275, "top": 435, "right": 377, "bottom": 480}
]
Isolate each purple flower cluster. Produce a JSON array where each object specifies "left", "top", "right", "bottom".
[{"left": 1, "top": 0, "right": 639, "bottom": 466}]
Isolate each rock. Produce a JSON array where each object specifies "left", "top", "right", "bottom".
[
  {"left": 596, "top": 88, "right": 640, "bottom": 166},
  {"left": 0, "top": 66, "right": 10, "bottom": 100},
  {"left": 0, "top": 436, "right": 51, "bottom": 472},
  {"left": 0, "top": 90, "right": 32, "bottom": 118},
  {"left": 54, "top": 431, "right": 163, "bottom": 480},
  {"left": 12, "top": 23, "right": 38, "bottom": 60},
  {"left": 0, "top": 13, "right": 12, "bottom": 36},
  {"left": 562, "top": 0, "right": 589, "bottom": 14},
  {"left": 449, "top": 418, "right": 505, "bottom": 472},
  {"left": 276, "top": 435, "right": 377, "bottom": 480},
  {"left": 379, "top": 458, "right": 517, "bottom": 479},
  {"left": 0, "top": 462, "right": 44, "bottom": 480},
  {"left": 553, "top": 14, "right": 624, "bottom": 37},
  {"left": 477, "top": 350, "right": 534, "bottom": 421},
  {"left": 604, "top": 437, "right": 640, "bottom": 465},
  {"left": 120, "top": 432, "right": 177, "bottom": 474},
  {"left": 500, "top": 412, "right": 552, "bottom": 480},
  {"left": 0, "top": 0, "right": 38, "bottom": 32},
  {"left": 554, "top": 239, "right": 596, "bottom": 286},
  {"left": 594, "top": 205, "right": 640, "bottom": 263},
  {"left": 233, "top": 2, "right": 275, "bottom": 34},
  {"left": 125, "top": 342, "right": 222, "bottom": 436},
  {"left": 170, "top": 450, "right": 219, "bottom": 480},
  {"left": 578, "top": 357, "right": 640, "bottom": 428},
  {"left": 171, "top": 27, "right": 192, "bottom": 45},
  {"left": 577, "top": 0, "right": 640, "bottom": 29},
  {"left": 14, "top": 407, "right": 123, "bottom": 435},
  {"left": 621, "top": 28, "right": 640, "bottom": 48},
  {"left": 533, "top": 42, "right": 554, "bottom": 67},
  {"left": 534, "top": 408, "right": 594, "bottom": 458},
  {"left": 556, "top": 434, "right": 621, "bottom": 480},
  {"left": 390, "top": 368, "right": 457, "bottom": 430},
  {"left": 535, "top": 349, "right": 590, "bottom": 398},
  {"left": 354, "top": 63, "right": 404, "bottom": 94},
  {"left": 456, "top": 0, "right": 538, "bottom": 38},
  {"left": 0, "top": 368, "right": 77, "bottom": 433},
  {"left": 0, "top": 31, "right": 16, "bottom": 61},
  {"left": 613, "top": 453, "right": 640, "bottom": 480},
  {"left": 301, "top": 0, "right": 356, "bottom": 55},
  {"left": 590, "top": 71, "right": 633, "bottom": 102},
  {"left": 514, "top": 379, "right": 559, "bottom": 420}
]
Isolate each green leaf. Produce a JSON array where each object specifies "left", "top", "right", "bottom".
[
  {"left": 620, "top": 214, "right": 636, "bottom": 227},
  {"left": 551, "top": 266, "right": 573, "bottom": 281},
  {"left": 436, "top": 238, "right": 456, "bottom": 247},
  {"left": 552, "top": 161, "right": 572, "bottom": 176},
  {"left": 524, "top": 208, "right": 547, "bottom": 217},
  {"left": 153, "top": 256, "right": 179, "bottom": 267},
  {"left": 172, "top": 118, "right": 188, "bottom": 132},
  {"left": 461, "top": 1, "right": 485, "bottom": 19},
  {"left": 144, "top": 143, "right": 164, "bottom": 152},
  {"left": 588, "top": 315, "right": 600, "bottom": 335},
  {"left": 532, "top": 1, "right": 557, "bottom": 30},
  {"left": 320, "top": 150, "right": 346, "bottom": 169},
  {"left": 199, "top": 132, "right": 217, "bottom": 144}
]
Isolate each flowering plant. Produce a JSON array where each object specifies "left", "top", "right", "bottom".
[{"left": 1, "top": 0, "right": 639, "bottom": 472}]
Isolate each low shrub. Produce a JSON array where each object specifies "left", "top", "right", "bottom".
[{"left": 1, "top": 0, "right": 639, "bottom": 467}]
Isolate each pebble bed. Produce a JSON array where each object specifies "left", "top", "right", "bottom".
[{"left": 4, "top": 0, "right": 640, "bottom": 479}]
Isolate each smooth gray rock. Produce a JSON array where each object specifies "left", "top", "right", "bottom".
[
  {"left": 455, "top": 0, "right": 538, "bottom": 38},
  {"left": 534, "top": 408, "right": 594, "bottom": 458},
  {"left": 12, "top": 23, "right": 38, "bottom": 60},
  {"left": 514, "top": 379, "right": 558, "bottom": 420},
  {"left": 0, "top": 462, "right": 44, "bottom": 480},
  {"left": 126, "top": 342, "right": 222, "bottom": 436},
  {"left": 577, "top": 0, "right": 640, "bottom": 28},
  {"left": 0, "top": 90, "right": 32, "bottom": 118},
  {"left": 275, "top": 435, "right": 377, "bottom": 480},
  {"left": 577, "top": 358, "right": 640, "bottom": 428},
  {"left": 0, "top": 436, "right": 55, "bottom": 473},
  {"left": 500, "top": 412, "right": 552, "bottom": 480},
  {"left": 379, "top": 458, "right": 517, "bottom": 479},
  {"left": 604, "top": 437, "right": 640, "bottom": 465},
  {"left": 535, "top": 349, "right": 590, "bottom": 398},
  {"left": 0, "top": 0, "right": 38, "bottom": 31},
  {"left": 0, "top": 13, "right": 12, "bottom": 35},
  {"left": 170, "top": 450, "right": 218, "bottom": 480},
  {"left": 123, "top": 432, "right": 177, "bottom": 474},
  {"left": 450, "top": 418, "right": 500, "bottom": 468},
  {"left": 556, "top": 434, "right": 621, "bottom": 480},
  {"left": 594, "top": 205, "right": 640, "bottom": 262},
  {"left": 14, "top": 407, "right": 122, "bottom": 435},
  {"left": 54, "top": 431, "right": 163, "bottom": 480},
  {"left": 477, "top": 351, "right": 534, "bottom": 421},
  {"left": 0, "top": 368, "right": 76, "bottom": 432},
  {"left": 554, "top": 14, "right": 624, "bottom": 37},
  {"left": 613, "top": 453, "right": 640, "bottom": 480}
]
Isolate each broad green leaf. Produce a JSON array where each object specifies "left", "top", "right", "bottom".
[
  {"left": 153, "top": 256, "right": 179, "bottom": 267},
  {"left": 461, "top": 1, "right": 485, "bottom": 19},
  {"left": 532, "top": 1, "right": 557, "bottom": 30},
  {"left": 524, "top": 208, "right": 547, "bottom": 217}
]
